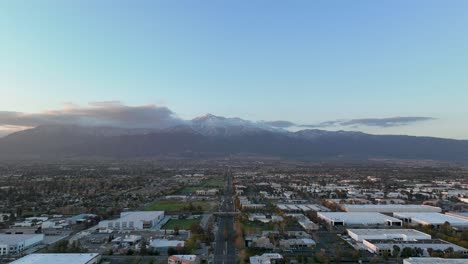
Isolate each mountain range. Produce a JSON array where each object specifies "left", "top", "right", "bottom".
[{"left": 0, "top": 114, "right": 467, "bottom": 162}]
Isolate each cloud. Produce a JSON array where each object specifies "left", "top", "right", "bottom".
[
  {"left": 263, "top": 117, "right": 436, "bottom": 129},
  {"left": 340, "top": 117, "right": 436, "bottom": 127},
  {"left": 261, "top": 120, "right": 296, "bottom": 128},
  {"left": 0, "top": 101, "right": 184, "bottom": 133}
]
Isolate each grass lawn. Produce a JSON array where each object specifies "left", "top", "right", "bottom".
[
  {"left": 202, "top": 178, "right": 224, "bottom": 188},
  {"left": 146, "top": 199, "right": 217, "bottom": 212},
  {"left": 178, "top": 177, "right": 224, "bottom": 194},
  {"left": 163, "top": 219, "right": 201, "bottom": 230}
]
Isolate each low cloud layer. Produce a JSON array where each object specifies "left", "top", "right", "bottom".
[
  {"left": 0, "top": 101, "right": 436, "bottom": 137},
  {"left": 266, "top": 116, "right": 436, "bottom": 128},
  {"left": 0, "top": 101, "right": 183, "bottom": 131}
]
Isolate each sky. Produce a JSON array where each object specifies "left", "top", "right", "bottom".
[{"left": 1, "top": 1, "right": 468, "bottom": 139}]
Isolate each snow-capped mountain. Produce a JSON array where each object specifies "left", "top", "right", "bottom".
[
  {"left": 1, "top": 114, "right": 468, "bottom": 162},
  {"left": 189, "top": 113, "right": 283, "bottom": 136}
]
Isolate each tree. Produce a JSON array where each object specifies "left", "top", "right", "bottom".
[
  {"left": 392, "top": 245, "right": 401, "bottom": 257},
  {"left": 401, "top": 247, "right": 416, "bottom": 258},
  {"left": 140, "top": 239, "right": 148, "bottom": 255}
]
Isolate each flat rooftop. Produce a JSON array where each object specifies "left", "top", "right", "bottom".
[
  {"left": 404, "top": 257, "right": 468, "bottom": 264},
  {"left": 319, "top": 212, "right": 402, "bottom": 222},
  {"left": 365, "top": 239, "right": 452, "bottom": 245},
  {"left": 118, "top": 211, "right": 164, "bottom": 221},
  {"left": 0, "top": 234, "right": 43, "bottom": 245},
  {"left": 393, "top": 212, "right": 468, "bottom": 225},
  {"left": 343, "top": 204, "right": 441, "bottom": 211},
  {"left": 10, "top": 253, "right": 100, "bottom": 264},
  {"left": 347, "top": 229, "right": 430, "bottom": 236}
]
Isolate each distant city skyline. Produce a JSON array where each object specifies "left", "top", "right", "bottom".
[{"left": 1, "top": 1, "right": 468, "bottom": 139}]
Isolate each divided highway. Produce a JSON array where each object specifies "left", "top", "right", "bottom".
[{"left": 213, "top": 171, "right": 236, "bottom": 264}]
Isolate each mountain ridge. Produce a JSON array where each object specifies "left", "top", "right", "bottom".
[{"left": 0, "top": 122, "right": 467, "bottom": 162}]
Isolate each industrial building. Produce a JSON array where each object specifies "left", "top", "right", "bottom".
[
  {"left": 10, "top": 253, "right": 101, "bottom": 264},
  {"left": 279, "top": 238, "right": 316, "bottom": 250},
  {"left": 403, "top": 257, "right": 468, "bottom": 264},
  {"left": 150, "top": 239, "right": 185, "bottom": 253},
  {"left": 363, "top": 239, "right": 468, "bottom": 256},
  {"left": 341, "top": 204, "right": 441, "bottom": 213},
  {"left": 393, "top": 212, "right": 468, "bottom": 228},
  {"left": 347, "top": 229, "right": 431, "bottom": 242},
  {"left": 276, "top": 204, "right": 329, "bottom": 212},
  {"left": 0, "top": 234, "right": 44, "bottom": 255},
  {"left": 317, "top": 212, "right": 403, "bottom": 226},
  {"left": 98, "top": 211, "right": 165, "bottom": 231}
]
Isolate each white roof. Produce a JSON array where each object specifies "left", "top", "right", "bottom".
[
  {"left": 119, "top": 211, "right": 164, "bottom": 222},
  {"left": 347, "top": 229, "right": 430, "bottom": 236},
  {"left": 394, "top": 212, "right": 468, "bottom": 225},
  {"left": 343, "top": 204, "right": 441, "bottom": 212},
  {"left": 170, "top": 255, "right": 198, "bottom": 261},
  {"left": 404, "top": 257, "right": 468, "bottom": 264},
  {"left": 319, "top": 212, "right": 402, "bottom": 223},
  {"left": 10, "top": 253, "right": 100, "bottom": 264},
  {"left": 150, "top": 239, "right": 185, "bottom": 248},
  {"left": 0, "top": 234, "right": 43, "bottom": 245}
]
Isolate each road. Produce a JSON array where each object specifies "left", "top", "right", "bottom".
[{"left": 213, "top": 170, "right": 236, "bottom": 264}]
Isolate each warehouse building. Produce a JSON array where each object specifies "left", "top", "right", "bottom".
[
  {"left": 393, "top": 212, "right": 468, "bottom": 229},
  {"left": 363, "top": 239, "right": 468, "bottom": 256},
  {"left": 0, "top": 234, "right": 44, "bottom": 255},
  {"left": 10, "top": 253, "right": 101, "bottom": 264},
  {"left": 403, "top": 257, "right": 468, "bottom": 264},
  {"left": 341, "top": 204, "right": 441, "bottom": 213},
  {"left": 98, "top": 211, "right": 165, "bottom": 231},
  {"left": 317, "top": 212, "right": 403, "bottom": 227},
  {"left": 347, "top": 229, "right": 431, "bottom": 242}
]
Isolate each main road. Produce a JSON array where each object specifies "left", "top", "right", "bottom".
[{"left": 213, "top": 170, "right": 236, "bottom": 264}]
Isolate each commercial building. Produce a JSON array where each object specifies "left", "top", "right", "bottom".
[
  {"left": 317, "top": 212, "right": 402, "bottom": 227},
  {"left": 403, "top": 257, "right": 468, "bottom": 264},
  {"left": 341, "top": 204, "right": 441, "bottom": 213},
  {"left": 276, "top": 204, "right": 329, "bottom": 212},
  {"left": 98, "top": 211, "right": 165, "bottom": 231},
  {"left": 279, "top": 238, "right": 315, "bottom": 250},
  {"left": 286, "top": 214, "right": 319, "bottom": 231},
  {"left": 168, "top": 255, "right": 201, "bottom": 264},
  {"left": 150, "top": 239, "right": 185, "bottom": 253},
  {"left": 195, "top": 189, "right": 218, "bottom": 196},
  {"left": 393, "top": 212, "right": 468, "bottom": 229},
  {"left": 10, "top": 253, "right": 101, "bottom": 264},
  {"left": 0, "top": 234, "right": 44, "bottom": 255},
  {"left": 445, "top": 212, "right": 468, "bottom": 221},
  {"left": 250, "top": 253, "right": 284, "bottom": 264},
  {"left": 363, "top": 239, "right": 468, "bottom": 256},
  {"left": 347, "top": 229, "right": 431, "bottom": 242}
]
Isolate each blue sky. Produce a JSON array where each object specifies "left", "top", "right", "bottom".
[{"left": 1, "top": 1, "right": 468, "bottom": 138}]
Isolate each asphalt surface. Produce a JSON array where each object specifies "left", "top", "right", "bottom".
[{"left": 214, "top": 171, "right": 236, "bottom": 264}]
